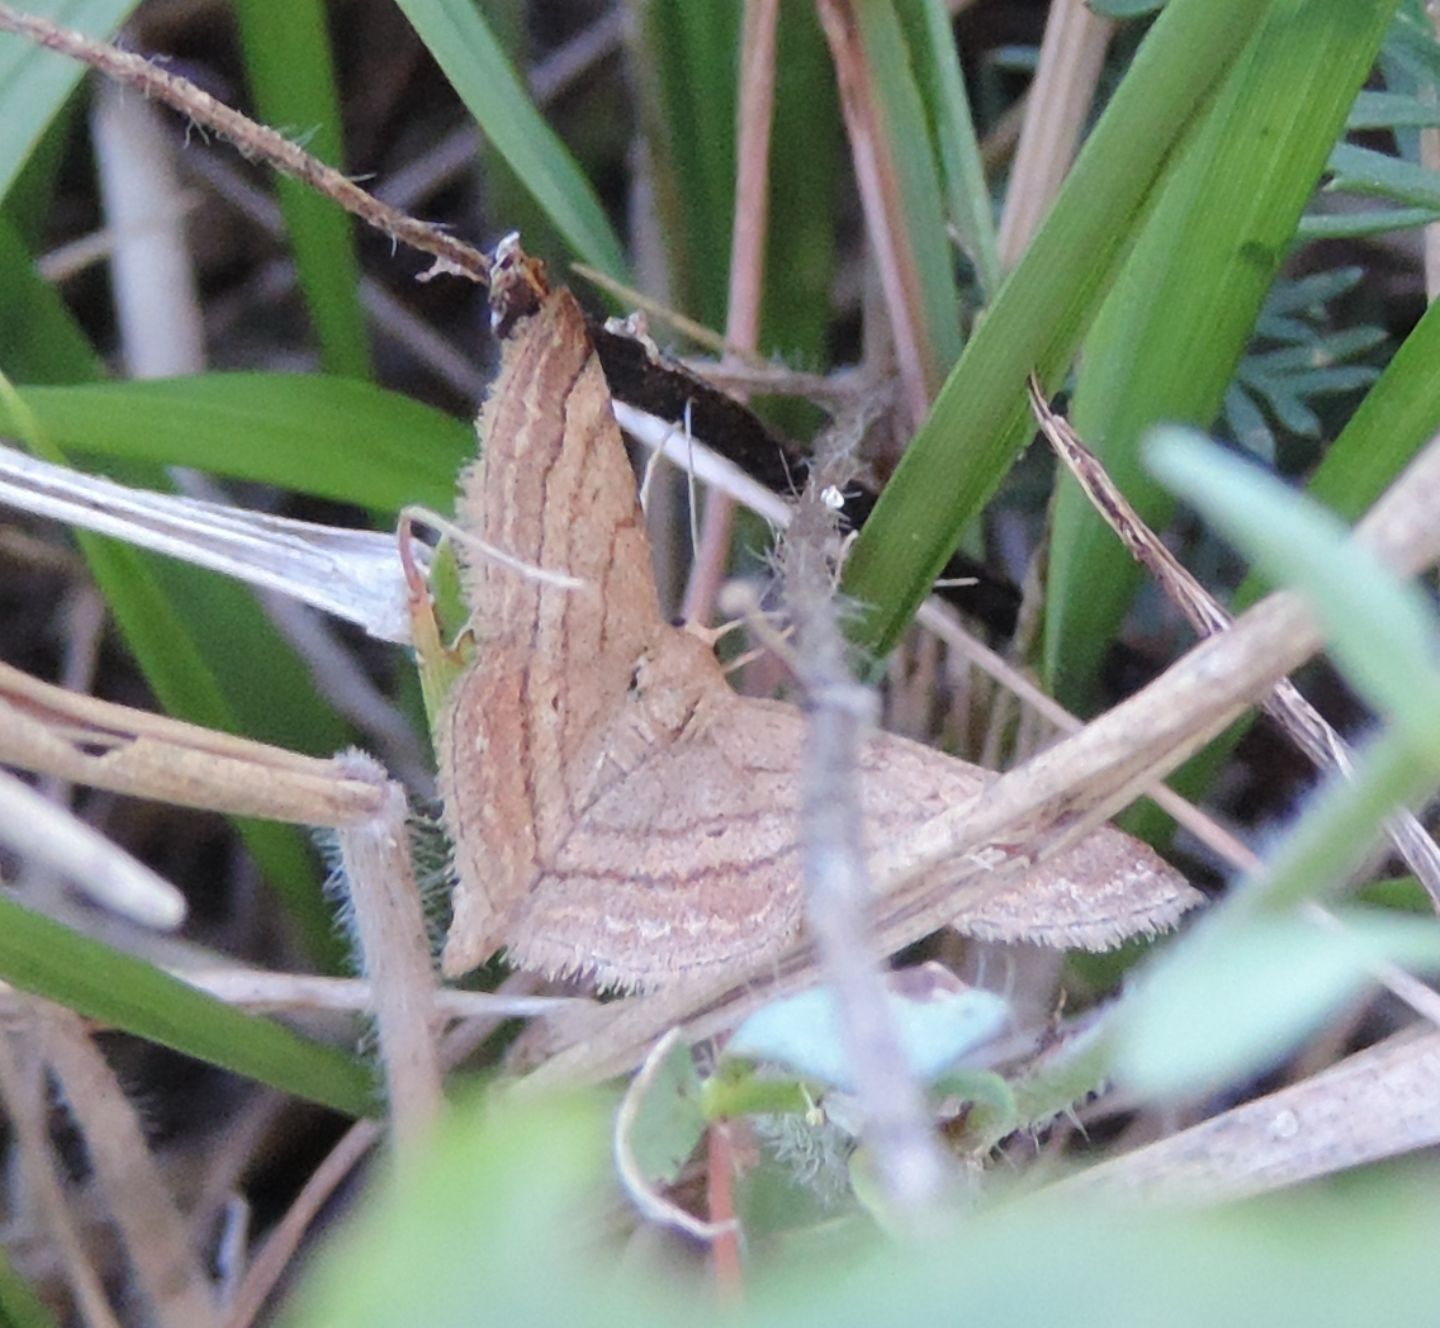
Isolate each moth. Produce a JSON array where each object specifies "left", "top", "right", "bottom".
[{"left": 436, "top": 241, "right": 1198, "bottom": 991}]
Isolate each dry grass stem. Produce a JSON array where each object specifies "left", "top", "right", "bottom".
[
  {"left": 128, "top": 969, "right": 584, "bottom": 1020},
  {"left": 92, "top": 79, "right": 205, "bottom": 378},
  {"left": 331, "top": 752, "right": 443, "bottom": 1158},
  {"left": 1030, "top": 378, "right": 1440, "bottom": 906},
  {"left": 0, "top": 764, "right": 185, "bottom": 927},
  {"left": 0, "top": 440, "right": 425, "bottom": 644},
  {"left": 0, "top": 1024, "right": 121, "bottom": 1328},
  {"left": 997, "top": 0, "right": 1113, "bottom": 267},
  {"left": 38, "top": 1004, "right": 219, "bottom": 1327},
  {"left": 1053, "top": 1029, "right": 1440, "bottom": 1204},
  {"left": 0, "top": 658, "right": 385, "bottom": 826},
  {"left": 817, "top": 0, "right": 937, "bottom": 425}
]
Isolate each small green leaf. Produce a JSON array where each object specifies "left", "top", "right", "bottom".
[
  {"left": 1348, "top": 88, "right": 1440, "bottom": 129},
  {"left": 626, "top": 1037, "right": 707, "bottom": 1186},
  {"left": 1089, "top": 0, "right": 1166, "bottom": 16},
  {"left": 1299, "top": 206, "right": 1440, "bottom": 239},
  {"left": 728, "top": 983, "right": 1009, "bottom": 1091},
  {"left": 1328, "top": 141, "right": 1440, "bottom": 210}
]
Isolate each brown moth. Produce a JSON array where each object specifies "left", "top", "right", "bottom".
[{"left": 437, "top": 243, "right": 1198, "bottom": 991}]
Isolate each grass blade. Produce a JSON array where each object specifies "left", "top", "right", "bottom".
[
  {"left": 1043, "top": 0, "right": 1397, "bottom": 707},
  {"left": 392, "top": 0, "right": 627, "bottom": 280},
  {"left": 0, "top": 224, "right": 351, "bottom": 967},
  {"left": 0, "top": 896, "right": 377, "bottom": 1117},
  {"left": 840, "top": 0, "right": 1267, "bottom": 659},
  {"left": 898, "top": 0, "right": 1000, "bottom": 301},
  {"left": 0, "top": 0, "right": 137, "bottom": 203},
  {"left": 4, "top": 374, "right": 473, "bottom": 511},
  {"left": 232, "top": 0, "right": 371, "bottom": 379}
]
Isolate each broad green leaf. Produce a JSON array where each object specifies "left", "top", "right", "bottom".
[
  {"left": 0, "top": 896, "right": 376, "bottom": 1116},
  {"left": 232, "top": 0, "right": 371, "bottom": 379},
  {"left": 391, "top": 0, "right": 627, "bottom": 281},
  {"left": 281, "top": 1093, "right": 660, "bottom": 1328},
  {"left": 1044, "top": 0, "right": 1398, "bottom": 708},
  {"left": 282, "top": 1078, "right": 1440, "bottom": 1328},
  {"left": 727, "top": 983, "right": 1010, "bottom": 1090},
  {"left": 1118, "top": 908, "right": 1440, "bottom": 1097},
  {"left": 0, "top": 0, "right": 139, "bottom": 204},
  {"left": 841, "top": 0, "right": 1268, "bottom": 659},
  {"left": 6, "top": 374, "right": 474, "bottom": 511}
]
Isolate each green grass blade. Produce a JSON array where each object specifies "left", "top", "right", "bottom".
[
  {"left": 5, "top": 375, "right": 473, "bottom": 511},
  {"left": 0, "top": 897, "right": 377, "bottom": 1116},
  {"left": 1131, "top": 271, "right": 1440, "bottom": 847},
  {"left": 763, "top": 5, "right": 841, "bottom": 363},
  {"left": 633, "top": 4, "right": 739, "bottom": 329},
  {"left": 0, "top": 0, "right": 138, "bottom": 203},
  {"left": 0, "top": 226, "right": 350, "bottom": 967},
  {"left": 849, "top": 0, "right": 965, "bottom": 386},
  {"left": 898, "top": 0, "right": 1001, "bottom": 301},
  {"left": 840, "top": 0, "right": 1268, "bottom": 659},
  {"left": 392, "top": 0, "right": 627, "bottom": 281},
  {"left": 232, "top": 0, "right": 371, "bottom": 379},
  {"left": 1043, "top": 0, "right": 1397, "bottom": 708}
]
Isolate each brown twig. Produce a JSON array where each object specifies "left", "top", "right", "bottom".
[
  {"left": 0, "top": 3, "right": 491, "bottom": 285},
  {"left": 1028, "top": 376, "right": 1440, "bottom": 909}
]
